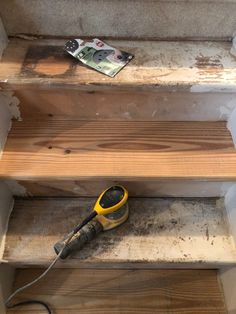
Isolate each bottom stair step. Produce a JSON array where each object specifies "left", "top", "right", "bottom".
[
  {"left": 7, "top": 269, "right": 226, "bottom": 314},
  {"left": 3, "top": 197, "right": 236, "bottom": 267}
]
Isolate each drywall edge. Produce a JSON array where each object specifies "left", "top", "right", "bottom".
[
  {"left": 0, "top": 183, "right": 14, "bottom": 312},
  {"left": 220, "top": 185, "right": 236, "bottom": 313},
  {"left": 220, "top": 267, "right": 236, "bottom": 314},
  {"left": 0, "top": 17, "right": 13, "bottom": 314},
  {"left": 0, "top": 183, "right": 14, "bottom": 260},
  {"left": 227, "top": 105, "right": 236, "bottom": 147},
  {"left": 0, "top": 17, "right": 8, "bottom": 59},
  {"left": 0, "top": 265, "right": 14, "bottom": 314}
]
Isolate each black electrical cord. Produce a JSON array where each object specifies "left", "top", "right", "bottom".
[
  {"left": 7, "top": 300, "right": 52, "bottom": 314},
  {"left": 5, "top": 231, "right": 75, "bottom": 313},
  {"left": 5, "top": 212, "right": 97, "bottom": 313}
]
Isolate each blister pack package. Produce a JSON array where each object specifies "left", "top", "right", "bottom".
[{"left": 65, "top": 38, "right": 133, "bottom": 77}]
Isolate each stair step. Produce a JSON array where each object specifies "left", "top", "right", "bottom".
[
  {"left": 3, "top": 197, "right": 236, "bottom": 267},
  {"left": 0, "top": 120, "right": 235, "bottom": 196},
  {"left": 2, "top": 39, "right": 236, "bottom": 89},
  {"left": 1, "top": 0, "right": 236, "bottom": 40},
  {"left": 1, "top": 39, "right": 236, "bottom": 121},
  {"left": 8, "top": 269, "right": 226, "bottom": 313}
]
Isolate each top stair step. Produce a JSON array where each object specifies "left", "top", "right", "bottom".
[
  {"left": 1, "top": 0, "right": 236, "bottom": 40},
  {"left": 1, "top": 39, "right": 236, "bottom": 92}
]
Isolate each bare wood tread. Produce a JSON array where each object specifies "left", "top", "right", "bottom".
[
  {"left": 1, "top": 38, "right": 236, "bottom": 90},
  {"left": 7, "top": 269, "right": 226, "bottom": 314},
  {"left": 3, "top": 197, "right": 236, "bottom": 267},
  {"left": 0, "top": 120, "right": 236, "bottom": 180}
]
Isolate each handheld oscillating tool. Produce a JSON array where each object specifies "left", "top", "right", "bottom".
[{"left": 54, "top": 185, "right": 129, "bottom": 259}]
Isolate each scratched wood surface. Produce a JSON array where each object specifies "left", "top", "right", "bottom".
[
  {"left": 7, "top": 269, "right": 226, "bottom": 313},
  {"left": 0, "top": 120, "right": 235, "bottom": 180},
  {"left": 3, "top": 197, "right": 236, "bottom": 267},
  {"left": 0, "top": 38, "right": 236, "bottom": 90}
]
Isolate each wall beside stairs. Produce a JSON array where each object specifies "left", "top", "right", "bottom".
[
  {"left": 0, "top": 16, "right": 7, "bottom": 58},
  {"left": 221, "top": 185, "right": 236, "bottom": 313},
  {"left": 0, "top": 19, "right": 14, "bottom": 314}
]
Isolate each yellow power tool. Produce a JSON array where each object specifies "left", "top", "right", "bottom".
[{"left": 54, "top": 185, "right": 129, "bottom": 259}]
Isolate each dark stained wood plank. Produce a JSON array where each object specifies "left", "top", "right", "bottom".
[
  {"left": 7, "top": 269, "right": 226, "bottom": 313},
  {"left": 0, "top": 120, "right": 235, "bottom": 181},
  {"left": 3, "top": 197, "right": 236, "bottom": 267},
  {"left": 1, "top": 39, "right": 236, "bottom": 90}
]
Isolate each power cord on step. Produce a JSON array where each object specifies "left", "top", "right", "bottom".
[
  {"left": 7, "top": 300, "right": 52, "bottom": 314},
  {"left": 5, "top": 231, "right": 75, "bottom": 314}
]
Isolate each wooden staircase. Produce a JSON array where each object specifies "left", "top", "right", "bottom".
[{"left": 1, "top": 1, "right": 236, "bottom": 313}]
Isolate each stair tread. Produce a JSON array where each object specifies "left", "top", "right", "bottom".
[
  {"left": 0, "top": 120, "right": 235, "bottom": 180},
  {"left": 1, "top": 38, "right": 236, "bottom": 90},
  {"left": 3, "top": 197, "right": 236, "bottom": 267},
  {"left": 8, "top": 269, "right": 226, "bottom": 313}
]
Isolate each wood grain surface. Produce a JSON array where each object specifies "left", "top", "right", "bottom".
[
  {"left": 7, "top": 269, "right": 226, "bottom": 313},
  {"left": 0, "top": 38, "right": 236, "bottom": 90},
  {"left": 0, "top": 120, "right": 235, "bottom": 181},
  {"left": 3, "top": 197, "right": 236, "bottom": 267}
]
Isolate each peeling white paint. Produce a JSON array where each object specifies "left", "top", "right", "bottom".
[
  {"left": 0, "top": 91, "right": 21, "bottom": 120},
  {"left": 227, "top": 105, "right": 236, "bottom": 147},
  {"left": 0, "top": 91, "right": 21, "bottom": 157}
]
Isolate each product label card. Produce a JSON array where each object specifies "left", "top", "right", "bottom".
[{"left": 65, "top": 38, "right": 133, "bottom": 77}]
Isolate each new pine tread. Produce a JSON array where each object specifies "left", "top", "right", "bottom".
[{"left": 0, "top": 120, "right": 235, "bottom": 180}]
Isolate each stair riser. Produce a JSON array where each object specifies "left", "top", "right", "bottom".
[
  {"left": 15, "top": 89, "right": 236, "bottom": 121},
  {"left": 1, "top": 0, "right": 236, "bottom": 40},
  {"left": 6, "top": 179, "right": 233, "bottom": 198}
]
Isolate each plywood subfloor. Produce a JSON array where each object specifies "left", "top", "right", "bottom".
[
  {"left": 3, "top": 197, "right": 236, "bottom": 267},
  {"left": 0, "top": 38, "right": 236, "bottom": 90},
  {"left": 7, "top": 269, "right": 226, "bottom": 314},
  {"left": 0, "top": 120, "right": 235, "bottom": 181}
]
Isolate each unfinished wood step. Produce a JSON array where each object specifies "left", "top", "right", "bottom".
[
  {"left": 1, "top": 0, "right": 236, "bottom": 40},
  {"left": 1, "top": 119, "right": 236, "bottom": 197},
  {"left": 7, "top": 269, "right": 226, "bottom": 314},
  {"left": 1, "top": 39, "right": 236, "bottom": 121},
  {"left": 3, "top": 197, "right": 236, "bottom": 268}
]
